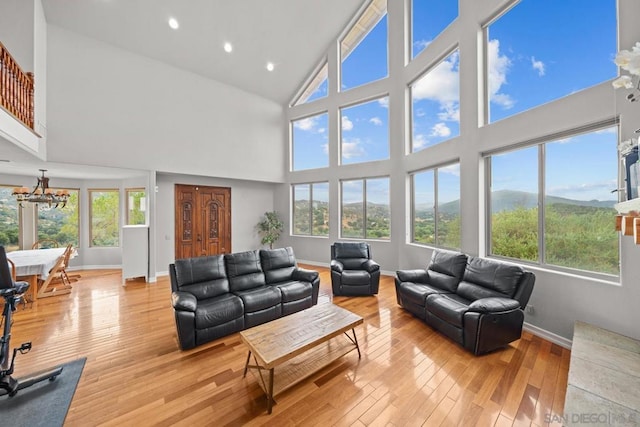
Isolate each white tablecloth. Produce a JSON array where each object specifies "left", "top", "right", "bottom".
[{"left": 6, "top": 248, "right": 67, "bottom": 279}]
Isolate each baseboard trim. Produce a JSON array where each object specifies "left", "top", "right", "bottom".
[{"left": 523, "top": 322, "right": 572, "bottom": 349}]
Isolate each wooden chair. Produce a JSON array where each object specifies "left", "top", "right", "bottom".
[
  {"left": 32, "top": 239, "right": 59, "bottom": 249},
  {"left": 8, "top": 258, "right": 32, "bottom": 308},
  {"left": 37, "top": 250, "right": 71, "bottom": 299},
  {"left": 59, "top": 244, "right": 80, "bottom": 285}
]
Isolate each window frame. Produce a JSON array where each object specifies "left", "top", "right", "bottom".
[
  {"left": 485, "top": 121, "right": 620, "bottom": 281},
  {"left": 291, "top": 182, "right": 330, "bottom": 237},
  {"left": 89, "top": 188, "right": 120, "bottom": 248},
  {"left": 340, "top": 176, "right": 390, "bottom": 240},
  {"left": 291, "top": 110, "right": 330, "bottom": 172},
  {"left": 410, "top": 161, "right": 461, "bottom": 250}
]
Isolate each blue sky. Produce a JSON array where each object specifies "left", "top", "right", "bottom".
[{"left": 293, "top": 0, "right": 619, "bottom": 202}]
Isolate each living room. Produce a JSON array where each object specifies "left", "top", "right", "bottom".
[{"left": 1, "top": 0, "right": 639, "bottom": 424}]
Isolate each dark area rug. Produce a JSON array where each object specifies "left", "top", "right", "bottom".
[{"left": 0, "top": 357, "right": 86, "bottom": 427}]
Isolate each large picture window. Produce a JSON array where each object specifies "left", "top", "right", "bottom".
[
  {"left": 340, "top": 97, "right": 389, "bottom": 165},
  {"left": 37, "top": 189, "right": 79, "bottom": 247},
  {"left": 410, "top": 50, "right": 460, "bottom": 152},
  {"left": 412, "top": 163, "right": 460, "bottom": 249},
  {"left": 488, "top": 125, "right": 619, "bottom": 277},
  {"left": 411, "top": 0, "right": 458, "bottom": 59},
  {"left": 341, "top": 177, "right": 390, "bottom": 240},
  {"left": 486, "top": 0, "right": 616, "bottom": 123},
  {"left": 292, "top": 61, "right": 328, "bottom": 106},
  {"left": 340, "top": 0, "right": 388, "bottom": 91},
  {"left": 292, "top": 182, "right": 329, "bottom": 236},
  {"left": 292, "top": 112, "right": 329, "bottom": 171},
  {"left": 89, "top": 189, "right": 120, "bottom": 247},
  {"left": 0, "top": 186, "right": 20, "bottom": 251}
]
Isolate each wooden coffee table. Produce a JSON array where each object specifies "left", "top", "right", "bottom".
[{"left": 240, "top": 303, "right": 363, "bottom": 414}]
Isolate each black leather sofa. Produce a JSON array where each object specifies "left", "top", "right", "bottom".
[
  {"left": 395, "top": 249, "right": 535, "bottom": 355},
  {"left": 170, "top": 247, "right": 319, "bottom": 350}
]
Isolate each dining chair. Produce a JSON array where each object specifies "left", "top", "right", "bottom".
[{"left": 31, "top": 238, "right": 59, "bottom": 249}]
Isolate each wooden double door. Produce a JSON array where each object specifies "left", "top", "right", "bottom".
[{"left": 175, "top": 184, "right": 231, "bottom": 260}]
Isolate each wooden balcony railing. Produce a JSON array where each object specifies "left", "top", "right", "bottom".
[{"left": 0, "top": 42, "right": 34, "bottom": 130}]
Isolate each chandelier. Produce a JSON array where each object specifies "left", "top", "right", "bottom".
[{"left": 12, "top": 169, "right": 70, "bottom": 208}]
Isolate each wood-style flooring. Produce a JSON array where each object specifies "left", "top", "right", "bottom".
[{"left": 8, "top": 267, "right": 570, "bottom": 426}]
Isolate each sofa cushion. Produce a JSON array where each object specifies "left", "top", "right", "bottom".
[
  {"left": 173, "top": 255, "right": 229, "bottom": 300},
  {"left": 225, "top": 250, "right": 267, "bottom": 292},
  {"left": 456, "top": 281, "right": 508, "bottom": 302},
  {"left": 398, "top": 282, "right": 452, "bottom": 307},
  {"left": 195, "top": 293, "right": 244, "bottom": 329},
  {"left": 462, "top": 256, "right": 524, "bottom": 298},
  {"left": 341, "top": 270, "right": 371, "bottom": 285},
  {"left": 428, "top": 250, "right": 468, "bottom": 280},
  {"left": 260, "top": 247, "right": 297, "bottom": 284},
  {"left": 234, "top": 286, "right": 281, "bottom": 313},
  {"left": 272, "top": 280, "right": 312, "bottom": 302},
  {"left": 426, "top": 294, "right": 471, "bottom": 328},
  {"left": 340, "top": 258, "right": 369, "bottom": 270},
  {"left": 426, "top": 270, "right": 461, "bottom": 293},
  {"left": 334, "top": 242, "right": 369, "bottom": 259}
]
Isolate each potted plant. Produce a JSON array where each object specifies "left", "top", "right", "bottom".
[{"left": 257, "top": 211, "right": 283, "bottom": 249}]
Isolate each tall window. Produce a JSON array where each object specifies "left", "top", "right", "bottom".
[
  {"left": 340, "top": 0, "right": 388, "bottom": 90},
  {"left": 340, "top": 97, "right": 389, "bottom": 165},
  {"left": 126, "top": 188, "right": 146, "bottom": 225},
  {"left": 292, "top": 112, "right": 329, "bottom": 171},
  {"left": 341, "top": 177, "right": 390, "bottom": 240},
  {"left": 412, "top": 163, "right": 460, "bottom": 249},
  {"left": 0, "top": 186, "right": 20, "bottom": 251},
  {"left": 411, "top": 0, "right": 458, "bottom": 59},
  {"left": 486, "top": 0, "right": 616, "bottom": 123},
  {"left": 488, "top": 125, "right": 619, "bottom": 276},
  {"left": 90, "top": 189, "right": 120, "bottom": 247},
  {"left": 410, "top": 50, "right": 460, "bottom": 152},
  {"left": 292, "top": 182, "right": 329, "bottom": 236},
  {"left": 37, "top": 189, "right": 79, "bottom": 247},
  {"left": 292, "top": 61, "right": 328, "bottom": 106}
]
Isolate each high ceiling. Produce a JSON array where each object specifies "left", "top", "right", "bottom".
[{"left": 41, "top": 0, "right": 364, "bottom": 105}]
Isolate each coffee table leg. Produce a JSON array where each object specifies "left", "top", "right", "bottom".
[
  {"left": 267, "top": 368, "right": 274, "bottom": 414},
  {"left": 352, "top": 328, "right": 361, "bottom": 359},
  {"left": 243, "top": 351, "right": 252, "bottom": 377}
]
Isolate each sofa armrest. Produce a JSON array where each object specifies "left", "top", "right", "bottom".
[
  {"left": 330, "top": 259, "right": 344, "bottom": 273},
  {"left": 468, "top": 297, "right": 521, "bottom": 313},
  {"left": 361, "top": 259, "right": 380, "bottom": 273},
  {"left": 171, "top": 291, "right": 198, "bottom": 312},
  {"left": 292, "top": 267, "right": 319, "bottom": 283},
  {"left": 396, "top": 269, "right": 429, "bottom": 284}
]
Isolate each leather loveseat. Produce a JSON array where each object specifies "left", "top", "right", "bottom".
[
  {"left": 395, "top": 249, "right": 535, "bottom": 355},
  {"left": 170, "top": 247, "right": 320, "bottom": 350}
]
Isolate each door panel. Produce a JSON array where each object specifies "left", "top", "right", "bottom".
[{"left": 175, "top": 184, "right": 231, "bottom": 260}]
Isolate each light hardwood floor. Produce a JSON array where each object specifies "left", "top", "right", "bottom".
[{"left": 9, "top": 267, "right": 570, "bottom": 426}]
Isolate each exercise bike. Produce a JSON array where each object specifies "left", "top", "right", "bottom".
[{"left": 0, "top": 246, "right": 63, "bottom": 397}]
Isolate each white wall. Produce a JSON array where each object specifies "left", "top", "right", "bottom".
[
  {"left": 276, "top": 0, "right": 640, "bottom": 342},
  {"left": 45, "top": 25, "right": 286, "bottom": 184},
  {"left": 155, "top": 172, "right": 278, "bottom": 275}
]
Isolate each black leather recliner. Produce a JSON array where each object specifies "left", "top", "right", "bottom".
[
  {"left": 395, "top": 249, "right": 535, "bottom": 355},
  {"left": 170, "top": 247, "right": 320, "bottom": 350},
  {"left": 330, "top": 242, "right": 380, "bottom": 296}
]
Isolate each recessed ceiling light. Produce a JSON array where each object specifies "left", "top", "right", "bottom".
[
  {"left": 266, "top": 62, "right": 275, "bottom": 72},
  {"left": 224, "top": 42, "right": 233, "bottom": 53},
  {"left": 168, "top": 17, "right": 179, "bottom": 30}
]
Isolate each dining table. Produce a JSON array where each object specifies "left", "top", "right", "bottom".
[{"left": 6, "top": 247, "right": 73, "bottom": 301}]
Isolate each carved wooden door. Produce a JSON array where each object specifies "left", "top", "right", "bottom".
[{"left": 175, "top": 184, "right": 231, "bottom": 260}]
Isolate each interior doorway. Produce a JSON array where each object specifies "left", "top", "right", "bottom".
[{"left": 174, "top": 184, "right": 231, "bottom": 260}]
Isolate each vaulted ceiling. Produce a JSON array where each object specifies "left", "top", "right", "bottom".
[{"left": 41, "top": 0, "right": 364, "bottom": 105}]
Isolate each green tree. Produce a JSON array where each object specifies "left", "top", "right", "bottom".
[{"left": 91, "top": 190, "right": 120, "bottom": 246}]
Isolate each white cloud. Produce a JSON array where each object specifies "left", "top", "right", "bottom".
[
  {"left": 531, "top": 56, "right": 545, "bottom": 76},
  {"left": 342, "top": 138, "right": 365, "bottom": 159},
  {"left": 342, "top": 115, "right": 354, "bottom": 131},
  {"left": 487, "top": 39, "right": 514, "bottom": 109},
  {"left": 294, "top": 116, "right": 316, "bottom": 131},
  {"left": 413, "top": 134, "right": 429, "bottom": 150},
  {"left": 440, "top": 163, "right": 460, "bottom": 177},
  {"left": 412, "top": 52, "right": 460, "bottom": 122},
  {"left": 322, "top": 143, "right": 328, "bottom": 154},
  {"left": 413, "top": 39, "right": 432, "bottom": 53},
  {"left": 317, "top": 127, "right": 326, "bottom": 134},
  {"left": 378, "top": 98, "right": 389, "bottom": 108},
  {"left": 430, "top": 123, "right": 451, "bottom": 138},
  {"left": 369, "top": 117, "right": 383, "bottom": 126}
]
